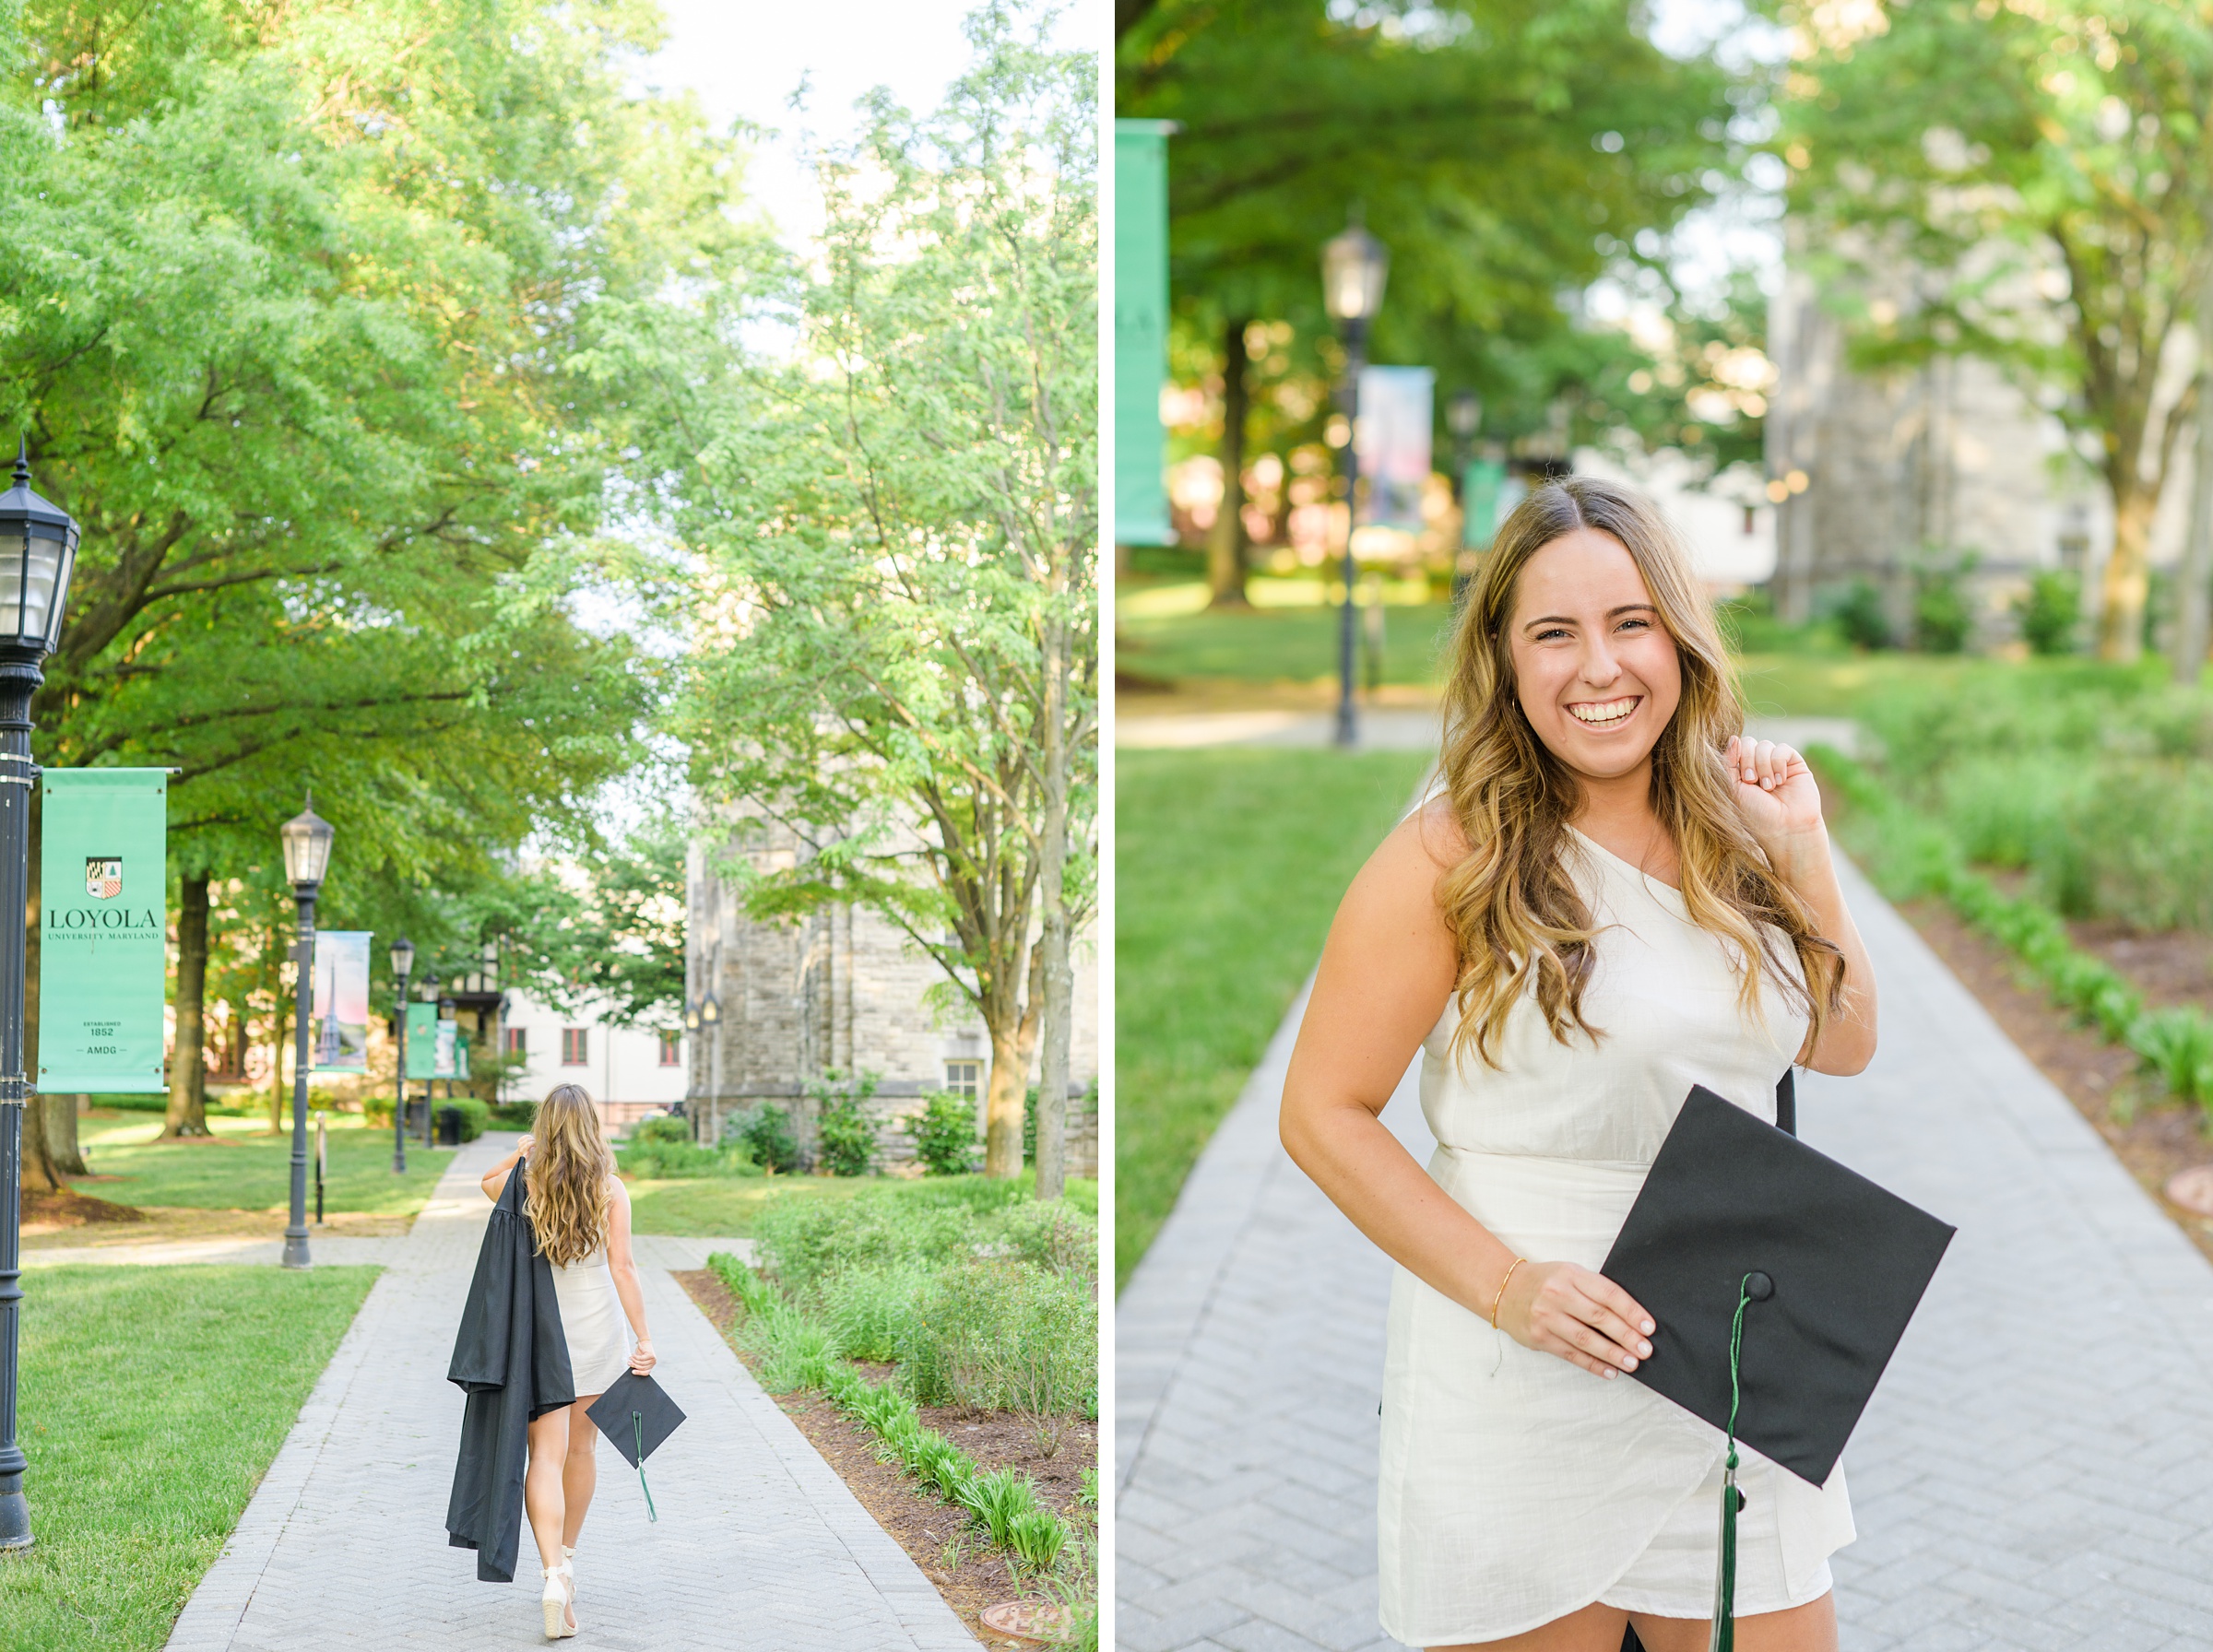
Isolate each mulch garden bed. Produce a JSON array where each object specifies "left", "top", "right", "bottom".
[
  {"left": 674, "top": 1266, "right": 1095, "bottom": 1651},
  {"left": 1896, "top": 895, "right": 2213, "bottom": 1268}
]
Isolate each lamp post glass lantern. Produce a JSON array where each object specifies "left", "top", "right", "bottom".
[
  {"left": 280, "top": 797, "right": 334, "bottom": 1270},
  {"left": 390, "top": 937, "right": 414, "bottom": 1174},
  {"left": 0, "top": 445, "right": 78, "bottom": 1552},
  {"left": 1321, "top": 219, "right": 1389, "bottom": 748}
]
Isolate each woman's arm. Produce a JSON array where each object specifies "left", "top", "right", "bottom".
[
  {"left": 1724, "top": 738, "right": 1879, "bottom": 1077},
  {"left": 604, "top": 1178, "right": 657, "bottom": 1375},
  {"left": 479, "top": 1136, "right": 532, "bottom": 1203},
  {"left": 1280, "top": 805, "right": 1654, "bottom": 1382}
]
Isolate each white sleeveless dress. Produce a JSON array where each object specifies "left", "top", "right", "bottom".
[
  {"left": 1377, "top": 828, "right": 1855, "bottom": 1646},
  {"left": 547, "top": 1243, "right": 631, "bottom": 1398}
]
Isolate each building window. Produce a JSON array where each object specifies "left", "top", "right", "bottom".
[
  {"left": 945, "top": 1059, "right": 981, "bottom": 1098},
  {"left": 504, "top": 1028, "right": 527, "bottom": 1057},
  {"left": 658, "top": 1032, "right": 680, "bottom": 1067},
  {"left": 562, "top": 1028, "right": 588, "bottom": 1066}
]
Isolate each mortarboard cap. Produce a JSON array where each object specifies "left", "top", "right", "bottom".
[
  {"left": 1601, "top": 1084, "right": 1955, "bottom": 1487},
  {"left": 587, "top": 1372, "right": 687, "bottom": 1522}
]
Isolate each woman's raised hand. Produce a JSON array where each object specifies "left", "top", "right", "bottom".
[
  {"left": 1497, "top": 1260, "right": 1655, "bottom": 1380},
  {"left": 1722, "top": 736, "right": 1827, "bottom": 876}
]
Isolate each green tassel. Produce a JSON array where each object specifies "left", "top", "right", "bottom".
[
  {"left": 633, "top": 1411, "right": 657, "bottom": 1524},
  {"left": 1709, "top": 1276, "right": 1754, "bottom": 1652}
]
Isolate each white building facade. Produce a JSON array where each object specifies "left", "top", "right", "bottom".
[{"left": 497, "top": 988, "right": 688, "bottom": 1121}]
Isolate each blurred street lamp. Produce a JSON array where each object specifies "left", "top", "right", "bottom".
[
  {"left": 0, "top": 444, "right": 79, "bottom": 1553},
  {"left": 1449, "top": 389, "right": 1483, "bottom": 481},
  {"left": 278, "top": 797, "right": 335, "bottom": 1269},
  {"left": 1322, "top": 218, "right": 1390, "bottom": 748},
  {"left": 389, "top": 936, "right": 414, "bottom": 1174}
]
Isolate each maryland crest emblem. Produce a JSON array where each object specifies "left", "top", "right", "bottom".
[{"left": 85, "top": 856, "right": 122, "bottom": 900}]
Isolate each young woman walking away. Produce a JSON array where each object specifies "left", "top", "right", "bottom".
[
  {"left": 1280, "top": 477, "right": 1878, "bottom": 1652},
  {"left": 480, "top": 1083, "right": 658, "bottom": 1639}
]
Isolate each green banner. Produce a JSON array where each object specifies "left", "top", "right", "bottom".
[
  {"left": 1115, "top": 121, "right": 1176, "bottom": 548},
  {"left": 40, "top": 769, "right": 169, "bottom": 1093},
  {"left": 405, "top": 1002, "right": 440, "bottom": 1080},
  {"left": 1462, "top": 457, "right": 1509, "bottom": 549}
]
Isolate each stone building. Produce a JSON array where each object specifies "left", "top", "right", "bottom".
[
  {"left": 683, "top": 815, "right": 1098, "bottom": 1178},
  {"left": 1758, "top": 251, "right": 2175, "bottom": 642}
]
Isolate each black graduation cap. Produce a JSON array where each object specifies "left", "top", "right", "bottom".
[
  {"left": 1601, "top": 1083, "right": 1956, "bottom": 1488},
  {"left": 587, "top": 1373, "right": 686, "bottom": 1522}
]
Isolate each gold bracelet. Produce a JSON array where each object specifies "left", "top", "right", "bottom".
[{"left": 1489, "top": 1257, "right": 1527, "bottom": 1330}]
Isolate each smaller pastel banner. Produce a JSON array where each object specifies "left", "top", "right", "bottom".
[
  {"left": 1356, "top": 366, "right": 1435, "bottom": 533},
  {"left": 311, "top": 930, "right": 371, "bottom": 1074}
]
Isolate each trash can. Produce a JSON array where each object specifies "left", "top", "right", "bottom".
[{"left": 436, "top": 1105, "right": 463, "bottom": 1147}]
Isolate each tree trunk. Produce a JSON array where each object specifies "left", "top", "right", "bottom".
[
  {"left": 41, "top": 1095, "right": 85, "bottom": 1177},
  {"left": 2099, "top": 485, "right": 2156, "bottom": 663},
  {"left": 161, "top": 874, "right": 213, "bottom": 1139},
  {"left": 267, "top": 969, "right": 290, "bottom": 1135},
  {"left": 1035, "top": 605, "right": 1072, "bottom": 1203},
  {"left": 1208, "top": 315, "right": 1253, "bottom": 609},
  {"left": 982, "top": 1021, "right": 1033, "bottom": 1179},
  {"left": 2178, "top": 269, "right": 2213, "bottom": 686}
]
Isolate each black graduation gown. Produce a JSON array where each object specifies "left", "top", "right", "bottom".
[{"left": 445, "top": 1162, "right": 574, "bottom": 1583}]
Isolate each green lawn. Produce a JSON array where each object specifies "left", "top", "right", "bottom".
[
  {"left": 626, "top": 1167, "right": 1097, "bottom": 1237},
  {"left": 75, "top": 1113, "right": 455, "bottom": 1217},
  {"left": 1116, "top": 746, "right": 1434, "bottom": 1288},
  {"left": 1120, "top": 585, "right": 1458, "bottom": 686},
  {"left": 3, "top": 1264, "right": 380, "bottom": 1651}
]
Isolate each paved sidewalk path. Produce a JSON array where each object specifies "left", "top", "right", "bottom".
[
  {"left": 1118, "top": 855, "right": 2213, "bottom": 1651},
  {"left": 24, "top": 1232, "right": 753, "bottom": 1269},
  {"left": 165, "top": 1133, "right": 969, "bottom": 1651}
]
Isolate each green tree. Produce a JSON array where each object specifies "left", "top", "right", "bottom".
[
  {"left": 0, "top": 0, "right": 734, "bottom": 1169},
  {"left": 1119, "top": 0, "right": 1738, "bottom": 600},
  {"left": 1766, "top": 0, "right": 2213, "bottom": 663},
  {"left": 641, "top": 3, "right": 1097, "bottom": 1186}
]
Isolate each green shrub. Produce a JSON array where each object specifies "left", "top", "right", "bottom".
[
  {"left": 633, "top": 1115, "right": 693, "bottom": 1145},
  {"left": 911, "top": 1090, "right": 979, "bottom": 1175},
  {"left": 1827, "top": 577, "right": 1892, "bottom": 650},
  {"left": 489, "top": 1101, "right": 537, "bottom": 1129},
  {"left": 900, "top": 1257, "right": 1095, "bottom": 1415},
  {"left": 2016, "top": 570, "right": 2081, "bottom": 655},
  {"left": 1911, "top": 550, "right": 1975, "bottom": 653},
  {"left": 440, "top": 1097, "right": 489, "bottom": 1141},
  {"left": 821, "top": 1262, "right": 931, "bottom": 1362},
  {"left": 730, "top": 1103, "right": 799, "bottom": 1174},
  {"left": 812, "top": 1071, "right": 880, "bottom": 1177}
]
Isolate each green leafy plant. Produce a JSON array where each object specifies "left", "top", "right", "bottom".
[
  {"left": 811, "top": 1069, "right": 881, "bottom": 1177},
  {"left": 910, "top": 1090, "right": 979, "bottom": 1175},
  {"left": 730, "top": 1103, "right": 799, "bottom": 1174},
  {"left": 1911, "top": 549, "right": 1977, "bottom": 655},
  {"left": 2015, "top": 571, "right": 2082, "bottom": 655},
  {"left": 1827, "top": 578, "right": 1893, "bottom": 651}
]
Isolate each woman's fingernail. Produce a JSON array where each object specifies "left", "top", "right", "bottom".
[
  {"left": 1622, "top": 1357, "right": 1638, "bottom": 1371},
  {"left": 1639, "top": 1342, "right": 1652, "bottom": 1357},
  {"left": 1603, "top": 1368, "right": 1616, "bottom": 1379},
  {"left": 1641, "top": 1320, "right": 1655, "bottom": 1333}
]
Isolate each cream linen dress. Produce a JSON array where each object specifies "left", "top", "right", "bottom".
[
  {"left": 1377, "top": 828, "right": 1855, "bottom": 1646},
  {"left": 547, "top": 1232, "right": 632, "bottom": 1397}
]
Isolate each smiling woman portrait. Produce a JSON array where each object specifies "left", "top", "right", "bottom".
[{"left": 1278, "top": 476, "right": 1879, "bottom": 1652}]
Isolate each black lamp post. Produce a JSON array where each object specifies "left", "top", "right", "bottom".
[
  {"left": 1321, "top": 218, "right": 1390, "bottom": 749},
  {"left": 1449, "top": 390, "right": 1483, "bottom": 491},
  {"left": 278, "top": 796, "right": 335, "bottom": 1269},
  {"left": 0, "top": 445, "right": 79, "bottom": 1554},
  {"left": 389, "top": 936, "right": 414, "bottom": 1174}
]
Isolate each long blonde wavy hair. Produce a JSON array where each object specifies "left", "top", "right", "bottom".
[
  {"left": 1438, "top": 475, "right": 1843, "bottom": 1068},
  {"left": 525, "top": 1084, "right": 614, "bottom": 1268}
]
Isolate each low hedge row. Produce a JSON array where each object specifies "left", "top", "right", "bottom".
[
  {"left": 707, "top": 1252, "right": 1084, "bottom": 1579},
  {"left": 1812, "top": 744, "right": 2213, "bottom": 1106}
]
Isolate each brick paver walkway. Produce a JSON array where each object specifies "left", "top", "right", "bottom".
[
  {"left": 163, "top": 1133, "right": 972, "bottom": 1651},
  {"left": 1117, "top": 854, "right": 2213, "bottom": 1651}
]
